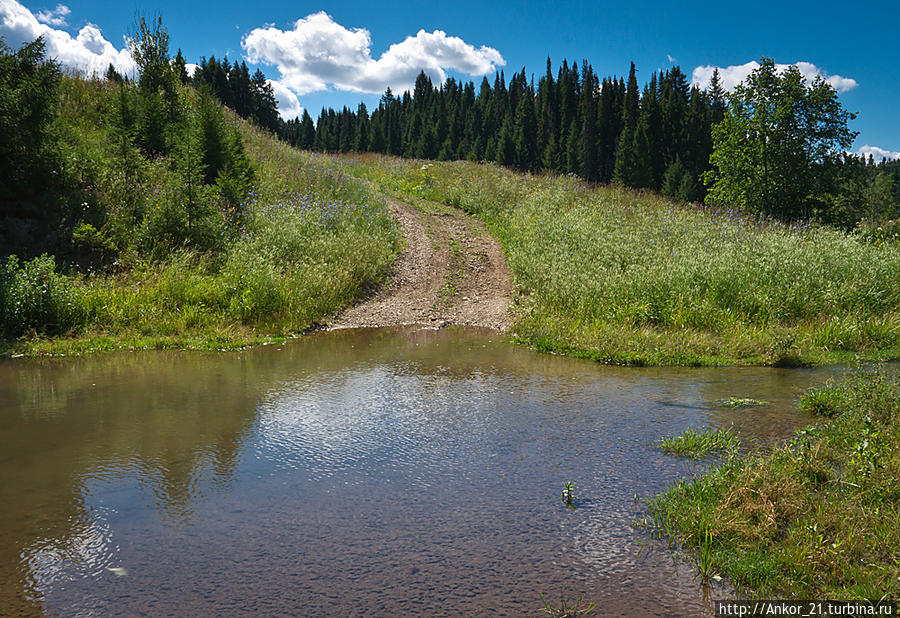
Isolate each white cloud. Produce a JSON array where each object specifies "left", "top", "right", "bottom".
[
  {"left": 242, "top": 11, "right": 505, "bottom": 97},
  {"left": 268, "top": 78, "right": 303, "bottom": 119},
  {"left": 692, "top": 60, "right": 858, "bottom": 93},
  {"left": 857, "top": 145, "right": 900, "bottom": 161},
  {"left": 35, "top": 3, "right": 68, "bottom": 26},
  {"left": 666, "top": 53, "right": 676, "bottom": 63},
  {"left": 0, "top": 0, "right": 135, "bottom": 76}
]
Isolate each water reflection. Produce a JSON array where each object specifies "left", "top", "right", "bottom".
[
  {"left": 0, "top": 351, "right": 262, "bottom": 614},
  {"left": 0, "top": 327, "right": 880, "bottom": 616}
]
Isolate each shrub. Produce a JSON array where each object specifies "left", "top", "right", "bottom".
[{"left": 0, "top": 255, "right": 86, "bottom": 337}]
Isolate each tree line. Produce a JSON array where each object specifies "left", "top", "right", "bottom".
[
  {"left": 272, "top": 59, "right": 900, "bottom": 227},
  {"left": 279, "top": 60, "right": 721, "bottom": 203}
]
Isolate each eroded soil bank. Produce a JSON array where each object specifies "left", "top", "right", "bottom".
[{"left": 328, "top": 197, "right": 514, "bottom": 331}]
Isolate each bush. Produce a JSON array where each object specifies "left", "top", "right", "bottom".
[{"left": 0, "top": 255, "right": 86, "bottom": 337}]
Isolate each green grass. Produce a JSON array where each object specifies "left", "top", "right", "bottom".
[
  {"left": 2, "top": 79, "right": 399, "bottom": 356},
  {"left": 337, "top": 153, "right": 900, "bottom": 367},
  {"left": 647, "top": 372, "right": 900, "bottom": 598},
  {"left": 658, "top": 426, "right": 741, "bottom": 459}
]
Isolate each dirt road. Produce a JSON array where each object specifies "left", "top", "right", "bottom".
[{"left": 328, "top": 196, "right": 514, "bottom": 331}]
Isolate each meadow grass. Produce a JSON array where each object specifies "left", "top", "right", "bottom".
[
  {"left": 648, "top": 372, "right": 900, "bottom": 598},
  {"left": 338, "top": 153, "right": 900, "bottom": 366},
  {"left": 2, "top": 80, "right": 398, "bottom": 356}
]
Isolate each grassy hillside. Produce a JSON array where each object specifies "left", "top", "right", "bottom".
[
  {"left": 1, "top": 75, "right": 398, "bottom": 355},
  {"left": 341, "top": 153, "right": 900, "bottom": 366}
]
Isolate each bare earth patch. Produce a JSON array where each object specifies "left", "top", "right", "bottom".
[{"left": 328, "top": 197, "right": 514, "bottom": 331}]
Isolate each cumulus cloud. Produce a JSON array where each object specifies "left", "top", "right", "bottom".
[
  {"left": 857, "top": 145, "right": 900, "bottom": 162},
  {"left": 0, "top": 0, "right": 134, "bottom": 76},
  {"left": 35, "top": 3, "right": 68, "bottom": 26},
  {"left": 268, "top": 78, "right": 303, "bottom": 119},
  {"left": 242, "top": 11, "right": 505, "bottom": 96},
  {"left": 692, "top": 60, "right": 858, "bottom": 93}
]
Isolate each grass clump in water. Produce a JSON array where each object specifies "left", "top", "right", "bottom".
[
  {"left": 718, "top": 397, "right": 768, "bottom": 408},
  {"left": 339, "top": 153, "right": 900, "bottom": 367},
  {"left": 539, "top": 593, "right": 595, "bottom": 617},
  {"left": 658, "top": 426, "right": 740, "bottom": 459},
  {"left": 648, "top": 372, "right": 900, "bottom": 598}
]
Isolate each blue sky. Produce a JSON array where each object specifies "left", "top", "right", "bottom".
[{"left": 2, "top": 0, "right": 898, "bottom": 158}]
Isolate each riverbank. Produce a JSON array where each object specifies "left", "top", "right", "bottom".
[
  {"left": 649, "top": 372, "right": 900, "bottom": 598},
  {"left": 339, "top": 154, "right": 900, "bottom": 367}
]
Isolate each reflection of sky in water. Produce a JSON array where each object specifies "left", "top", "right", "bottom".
[
  {"left": 2, "top": 328, "right": 889, "bottom": 616},
  {"left": 24, "top": 500, "right": 119, "bottom": 617},
  {"left": 254, "top": 364, "right": 500, "bottom": 482}
]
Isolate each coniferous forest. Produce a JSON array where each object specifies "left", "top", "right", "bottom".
[
  {"left": 271, "top": 61, "right": 900, "bottom": 228},
  {"left": 283, "top": 61, "right": 719, "bottom": 204},
  {"left": 177, "top": 51, "right": 900, "bottom": 229}
]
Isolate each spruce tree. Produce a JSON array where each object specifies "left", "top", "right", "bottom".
[
  {"left": 496, "top": 115, "right": 516, "bottom": 166},
  {"left": 565, "top": 118, "right": 581, "bottom": 174},
  {"left": 514, "top": 94, "right": 538, "bottom": 171},
  {"left": 355, "top": 103, "right": 369, "bottom": 151},
  {"left": 298, "top": 110, "right": 315, "bottom": 149},
  {"left": 580, "top": 63, "right": 599, "bottom": 181},
  {"left": 706, "top": 67, "right": 726, "bottom": 124},
  {"left": 613, "top": 62, "right": 640, "bottom": 183},
  {"left": 630, "top": 116, "right": 653, "bottom": 188},
  {"left": 661, "top": 157, "right": 687, "bottom": 199}
]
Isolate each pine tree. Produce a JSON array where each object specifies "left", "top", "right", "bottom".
[
  {"left": 542, "top": 135, "right": 559, "bottom": 172},
  {"left": 174, "top": 104, "right": 206, "bottom": 235},
  {"left": 251, "top": 69, "right": 278, "bottom": 133},
  {"left": 105, "top": 62, "right": 123, "bottom": 83}
]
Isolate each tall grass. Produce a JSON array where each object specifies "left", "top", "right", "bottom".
[
  {"left": 340, "top": 154, "right": 900, "bottom": 366},
  {"left": 648, "top": 372, "right": 900, "bottom": 598}
]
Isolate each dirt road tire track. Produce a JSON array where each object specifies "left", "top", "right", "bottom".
[{"left": 327, "top": 196, "right": 513, "bottom": 331}]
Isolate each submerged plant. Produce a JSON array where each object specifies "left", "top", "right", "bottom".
[
  {"left": 540, "top": 593, "right": 595, "bottom": 616},
  {"left": 562, "top": 481, "right": 577, "bottom": 509}
]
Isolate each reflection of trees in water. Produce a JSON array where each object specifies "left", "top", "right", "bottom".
[{"left": 0, "top": 351, "right": 265, "bottom": 611}]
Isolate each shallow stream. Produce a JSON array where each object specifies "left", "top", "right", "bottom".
[{"left": 0, "top": 327, "right": 866, "bottom": 615}]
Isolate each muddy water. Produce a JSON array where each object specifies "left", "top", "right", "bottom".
[{"left": 0, "top": 327, "right": 866, "bottom": 616}]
